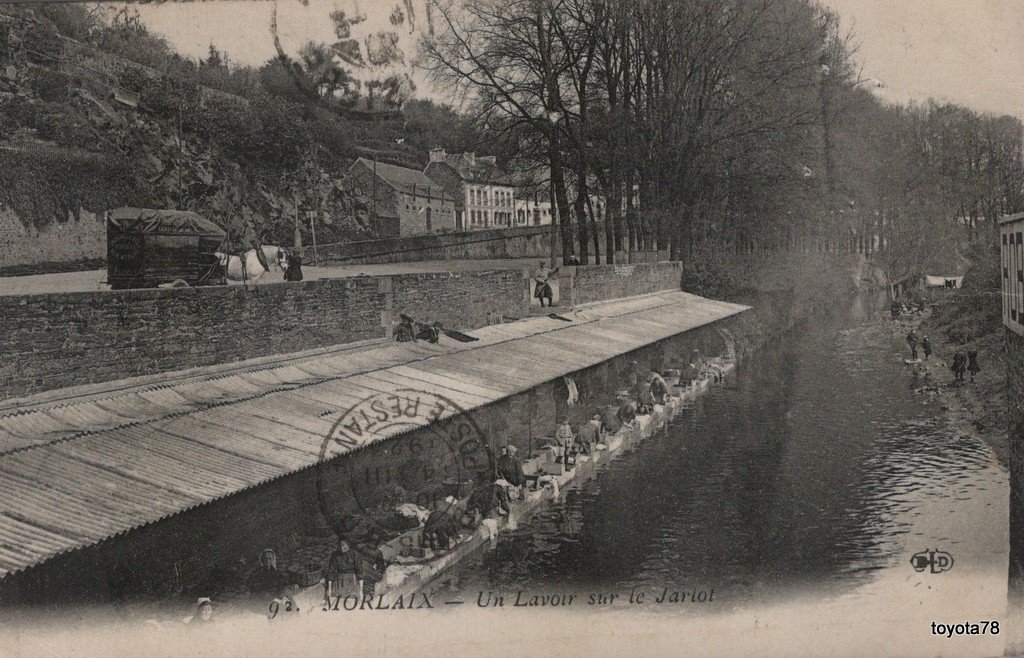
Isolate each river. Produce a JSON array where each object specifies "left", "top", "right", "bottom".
[{"left": 444, "top": 292, "right": 1008, "bottom": 623}]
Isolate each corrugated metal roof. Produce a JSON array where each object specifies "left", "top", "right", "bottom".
[{"left": 0, "top": 291, "right": 747, "bottom": 578}]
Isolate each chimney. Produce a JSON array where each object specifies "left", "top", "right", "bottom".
[{"left": 429, "top": 148, "right": 447, "bottom": 163}]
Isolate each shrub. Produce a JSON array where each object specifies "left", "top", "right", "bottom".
[
  {"left": 33, "top": 105, "right": 101, "bottom": 150},
  {"left": 933, "top": 241, "right": 1002, "bottom": 345},
  {"left": 195, "top": 95, "right": 259, "bottom": 160},
  {"left": 38, "top": 4, "right": 99, "bottom": 41},
  {"left": 30, "top": 69, "right": 71, "bottom": 103},
  {"left": 22, "top": 20, "right": 62, "bottom": 64},
  {"left": 251, "top": 95, "right": 310, "bottom": 168},
  {"left": 679, "top": 253, "right": 742, "bottom": 299},
  {"left": 0, "top": 145, "right": 152, "bottom": 229}
]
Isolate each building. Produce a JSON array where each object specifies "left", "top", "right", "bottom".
[
  {"left": 1003, "top": 212, "right": 1024, "bottom": 336},
  {"left": 514, "top": 195, "right": 555, "bottom": 227},
  {"left": 347, "top": 158, "right": 456, "bottom": 238},
  {"left": 1001, "top": 212, "right": 1024, "bottom": 640},
  {"left": 513, "top": 190, "right": 607, "bottom": 229},
  {"left": 509, "top": 165, "right": 607, "bottom": 230},
  {"left": 423, "top": 150, "right": 517, "bottom": 231}
]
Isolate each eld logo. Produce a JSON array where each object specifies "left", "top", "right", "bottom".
[{"left": 910, "top": 549, "right": 954, "bottom": 574}]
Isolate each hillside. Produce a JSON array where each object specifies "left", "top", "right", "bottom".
[{"left": 0, "top": 4, "right": 478, "bottom": 255}]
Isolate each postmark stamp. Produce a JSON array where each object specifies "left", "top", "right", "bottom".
[{"left": 316, "top": 389, "right": 492, "bottom": 565}]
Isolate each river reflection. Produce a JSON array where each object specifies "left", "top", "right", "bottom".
[{"left": 448, "top": 293, "right": 1008, "bottom": 613}]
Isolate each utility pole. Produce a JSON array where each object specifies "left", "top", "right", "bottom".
[
  {"left": 372, "top": 159, "right": 378, "bottom": 233},
  {"left": 177, "top": 104, "right": 184, "bottom": 210},
  {"left": 293, "top": 190, "right": 302, "bottom": 251},
  {"left": 310, "top": 197, "right": 320, "bottom": 266}
]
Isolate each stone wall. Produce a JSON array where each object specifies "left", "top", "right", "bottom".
[
  {"left": 0, "top": 270, "right": 523, "bottom": 401},
  {"left": 570, "top": 261, "right": 683, "bottom": 305},
  {"left": 316, "top": 224, "right": 559, "bottom": 264},
  {"left": 0, "top": 207, "right": 105, "bottom": 275},
  {"left": 390, "top": 269, "right": 525, "bottom": 326},
  {"left": 0, "top": 261, "right": 685, "bottom": 401}
]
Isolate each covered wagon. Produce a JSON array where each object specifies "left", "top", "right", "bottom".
[{"left": 106, "top": 207, "right": 227, "bottom": 290}]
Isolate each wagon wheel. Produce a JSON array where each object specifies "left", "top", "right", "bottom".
[{"left": 169, "top": 279, "right": 191, "bottom": 288}]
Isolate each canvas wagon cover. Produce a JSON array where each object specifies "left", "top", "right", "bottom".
[
  {"left": 925, "top": 275, "right": 963, "bottom": 288},
  {"left": 107, "top": 207, "right": 227, "bottom": 238},
  {"left": 107, "top": 208, "right": 226, "bottom": 289}
]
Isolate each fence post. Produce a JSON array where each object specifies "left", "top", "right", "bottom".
[{"left": 379, "top": 276, "right": 394, "bottom": 338}]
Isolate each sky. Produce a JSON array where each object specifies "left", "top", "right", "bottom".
[
  {"left": 131, "top": 0, "right": 1024, "bottom": 120},
  {"left": 825, "top": 0, "right": 1024, "bottom": 119}
]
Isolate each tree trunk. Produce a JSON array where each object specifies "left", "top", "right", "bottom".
[
  {"left": 604, "top": 193, "right": 615, "bottom": 264},
  {"left": 550, "top": 129, "right": 573, "bottom": 264},
  {"left": 625, "top": 171, "right": 638, "bottom": 252},
  {"left": 574, "top": 166, "right": 590, "bottom": 264},
  {"left": 585, "top": 194, "right": 602, "bottom": 264}
]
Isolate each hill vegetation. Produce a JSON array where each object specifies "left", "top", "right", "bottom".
[
  {"left": 0, "top": 3, "right": 483, "bottom": 248},
  {"left": 0, "top": 1, "right": 1020, "bottom": 275}
]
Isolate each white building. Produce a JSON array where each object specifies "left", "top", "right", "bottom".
[{"left": 423, "top": 150, "right": 517, "bottom": 231}]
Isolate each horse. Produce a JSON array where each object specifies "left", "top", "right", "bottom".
[{"left": 215, "top": 246, "right": 289, "bottom": 285}]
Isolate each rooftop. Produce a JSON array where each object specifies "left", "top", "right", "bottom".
[
  {"left": 352, "top": 158, "right": 449, "bottom": 199},
  {"left": 428, "top": 149, "right": 516, "bottom": 186},
  {"left": 0, "top": 290, "right": 747, "bottom": 578}
]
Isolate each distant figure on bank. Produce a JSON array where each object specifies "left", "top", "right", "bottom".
[
  {"left": 555, "top": 418, "right": 576, "bottom": 460},
  {"left": 415, "top": 321, "right": 442, "bottom": 344},
  {"left": 577, "top": 414, "right": 602, "bottom": 454},
  {"left": 601, "top": 404, "right": 622, "bottom": 435},
  {"left": 921, "top": 336, "right": 932, "bottom": 361},
  {"left": 632, "top": 375, "right": 655, "bottom": 414},
  {"left": 906, "top": 329, "right": 919, "bottom": 360},
  {"left": 649, "top": 371, "right": 670, "bottom": 405},
  {"left": 890, "top": 299, "right": 901, "bottom": 320},
  {"left": 616, "top": 396, "right": 638, "bottom": 427},
  {"left": 423, "top": 507, "right": 461, "bottom": 551},
  {"left": 284, "top": 251, "right": 303, "bottom": 281},
  {"left": 325, "top": 539, "right": 369, "bottom": 600},
  {"left": 394, "top": 314, "right": 416, "bottom": 342},
  {"left": 967, "top": 349, "right": 980, "bottom": 382},
  {"left": 468, "top": 468, "right": 513, "bottom": 518},
  {"left": 184, "top": 597, "right": 215, "bottom": 625},
  {"left": 248, "top": 548, "right": 289, "bottom": 595},
  {"left": 689, "top": 350, "right": 708, "bottom": 382},
  {"left": 951, "top": 351, "right": 967, "bottom": 382},
  {"left": 679, "top": 358, "right": 699, "bottom": 388},
  {"left": 566, "top": 253, "right": 581, "bottom": 266},
  {"left": 496, "top": 445, "right": 525, "bottom": 488},
  {"left": 533, "top": 261, "right": 559, "bottom": 307}
]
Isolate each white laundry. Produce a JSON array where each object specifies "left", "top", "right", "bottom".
[
  {"left": 481, "top": 518, "right": 500, "bottom": 540},
  {"left": 564, "top": 376, "right": 579, "bottom": 406}
]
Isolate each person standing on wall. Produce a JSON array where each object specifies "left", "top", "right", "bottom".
[{"left": 533, "top": 260, "right": 559, "bottom": 308}]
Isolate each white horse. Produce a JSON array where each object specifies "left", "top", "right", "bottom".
[{"left": 215, "top": 246, "right": 289, "bottom": 285}]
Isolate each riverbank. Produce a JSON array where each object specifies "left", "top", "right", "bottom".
[{"left": 893, "top": 309, "right": 1008, "bottom": 467}]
